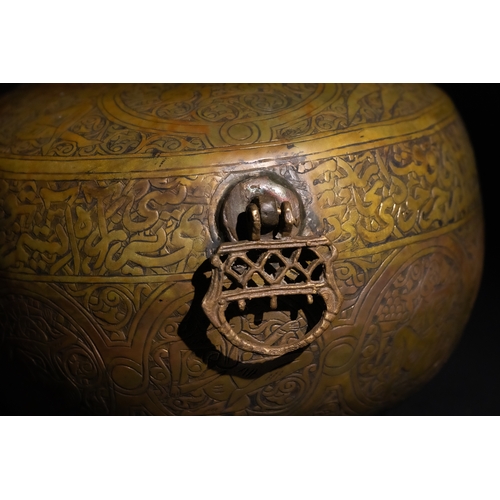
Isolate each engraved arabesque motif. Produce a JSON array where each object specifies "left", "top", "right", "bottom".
[
  {"left": 0, "top": 286, "right": 114, "bottom": 414},
  {"left": 0, "top": 84, "right": 443, "bottom": 157},
  {"left": 59, "top": 282, "right": 160, "bottom": 344},
  {"left": 120, "top": 84, "right": 319, "bottom": 122},
  {"left": 276, "top": 83, "right": 442, "bottom": 139},
  {"left": 111, "top": 220, "right": 479, "bottom": 415},
  {"left": 0, "top": 84, "right": 483, "bottom": 415},
  {"left": 146, "top": 285, "right": 325, "bottom": 416},
  {"left": 351, "top": 247, "right": 466, "bottom": 409}
]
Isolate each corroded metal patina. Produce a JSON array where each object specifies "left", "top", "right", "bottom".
[{"left": 0, "top": 84, "right": 483, "bottom": 415}]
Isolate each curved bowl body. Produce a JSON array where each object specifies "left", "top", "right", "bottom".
[{"left": 0, "top": 84, "right": 483, "bottom": 415}]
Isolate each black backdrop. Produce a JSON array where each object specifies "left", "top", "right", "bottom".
[
  {"left": 0, "top": 84, "right": 498, "bottom": 415},
  {"left": 381, "top": 84, "right": 499, "bottom": 415}
]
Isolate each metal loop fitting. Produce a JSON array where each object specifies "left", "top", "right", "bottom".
[{"left": 203, "top": 174, "right": 343, "bottom": 357}]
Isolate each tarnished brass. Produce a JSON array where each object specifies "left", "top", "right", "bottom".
[{"left": 0, "top": 84, "right": 484, "bottom": 415}]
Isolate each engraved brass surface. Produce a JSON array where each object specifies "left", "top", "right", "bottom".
[{"left": 0, "top": 84, "right": 483, "bottom": 415}]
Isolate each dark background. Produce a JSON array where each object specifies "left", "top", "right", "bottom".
[
  {"left": 0, "top": 84, "right": 498, "bottom": 415},
  {"left": 381, "top": 84, "right": 499, "bottom": 415}
]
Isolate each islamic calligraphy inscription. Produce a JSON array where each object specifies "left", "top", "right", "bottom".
[
  {"left": 0, "top": 175, "right": 220, "bottom": 277},
  {"left": 309, "top": 120, "right": 479, "bottom": 252},
  {"left": 0, "top": 120, "right": 477, "bottom": 280}
]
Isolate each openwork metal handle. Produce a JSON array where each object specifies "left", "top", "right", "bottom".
[
  {"left": 202, "top": 177, "right": 342, "bottom": 357},
  {"left": 202, "top": 236, "right": 342, "bottom": 356}
]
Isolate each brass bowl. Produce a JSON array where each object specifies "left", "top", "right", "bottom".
[{"left": 0, "top": 84, "right": 483, "bottom": 415}]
